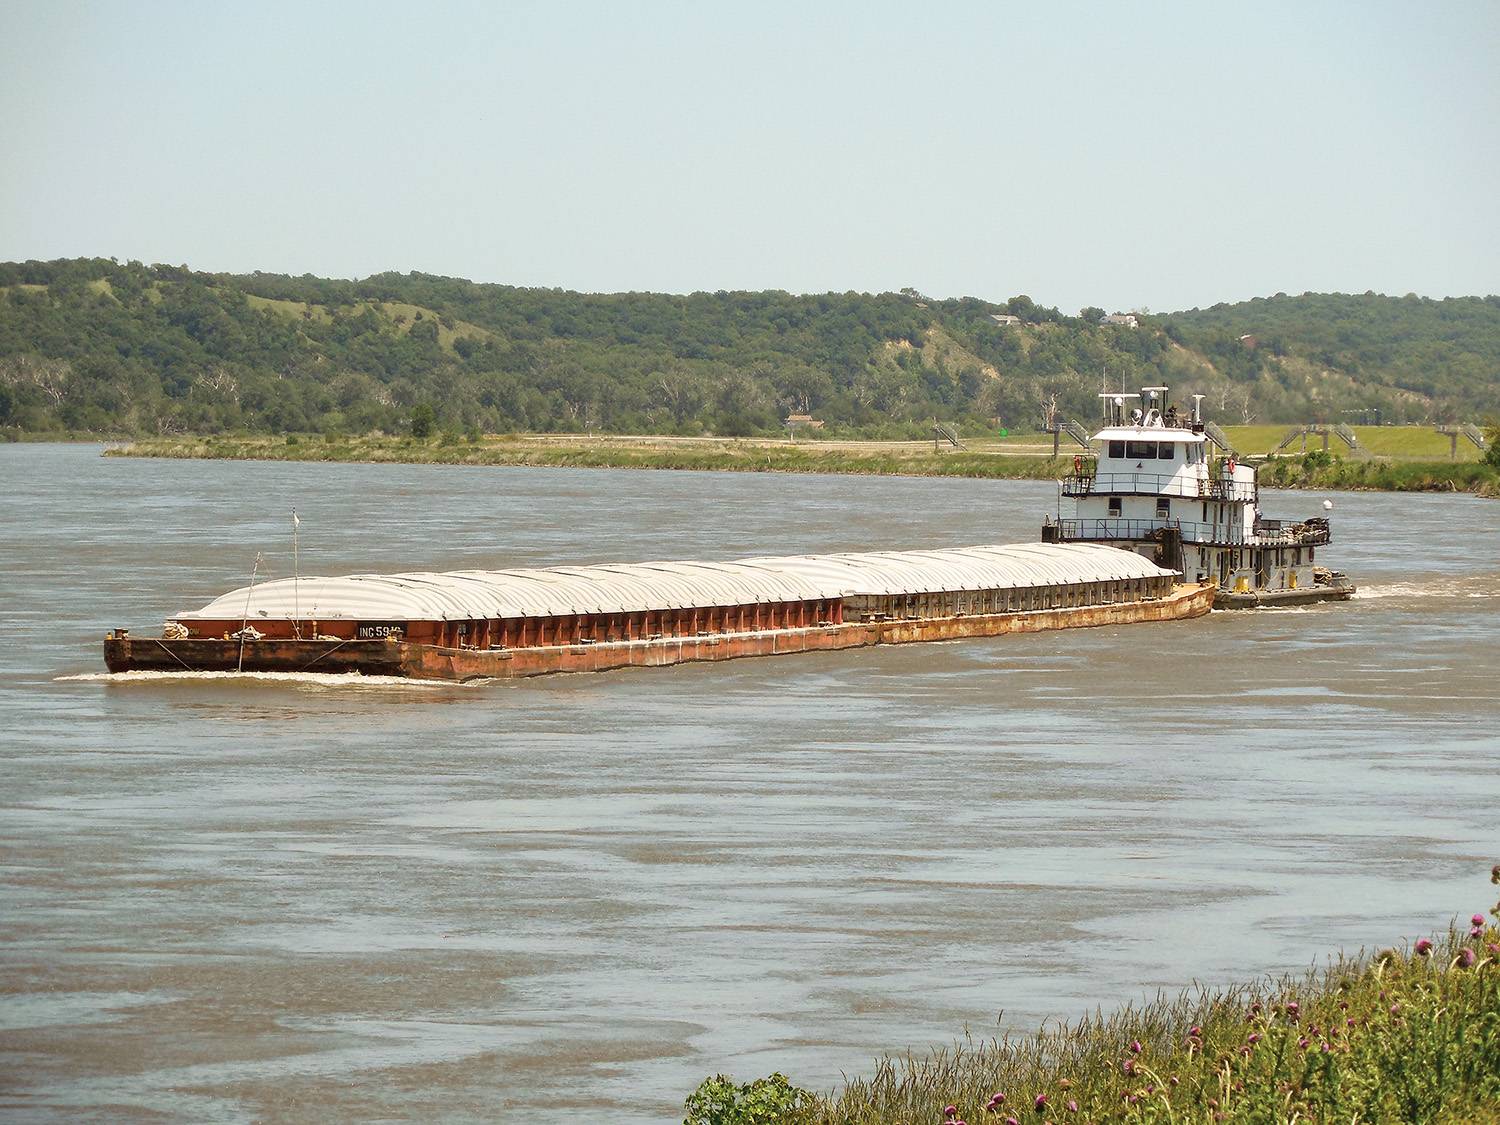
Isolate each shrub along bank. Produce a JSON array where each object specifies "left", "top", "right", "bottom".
[{"left": 1260, "top": 451, "right": 1500, "bottom": 497}]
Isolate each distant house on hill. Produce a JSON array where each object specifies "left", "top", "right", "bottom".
[
  {"left": 785, "top": 414, "right": 824, "bottom": 430},
  {"left": 988, "top": 313, "right": 1022, "bottom": 326},
  {"left": 1100, "top": 313, "right": 1139, "bottom": 328}
]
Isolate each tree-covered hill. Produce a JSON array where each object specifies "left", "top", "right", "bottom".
[
  {"left": 1161, "top": 291, "right": 1500, "bottom": 423},
  {"left": 2, "top": 258, "right": 1496, "bottom": 439}
]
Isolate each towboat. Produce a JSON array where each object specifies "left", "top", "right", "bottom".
[
  {"left": 103, "top": 541, "right": 1213, "bottom": 681},
  {"left": 1042, "top": 386, "right": 1354, "bottom": 609}
]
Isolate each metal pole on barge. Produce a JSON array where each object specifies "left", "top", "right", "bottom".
[
  {"left": 238, "top": 553, "right": 261, "bottom": 673},
  {"left": 292, "top": 508, "right": 300, "bottom": 640}
]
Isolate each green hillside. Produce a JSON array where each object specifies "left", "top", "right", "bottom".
[
  {"left": 2, "top": 259, "right": 1497, "bottom": 440},
  {"left": 1162, "top": 291, "right": 1500, "bottom": 423}
]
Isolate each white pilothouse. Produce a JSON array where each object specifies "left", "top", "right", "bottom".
[{"left": 1042, "top": 386, "right": 1354, "bottom": 608}]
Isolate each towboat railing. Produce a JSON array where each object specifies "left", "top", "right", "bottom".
[
  {"left": 1048, "top": 518, "right": 1185, "bottom": 543},
  {"left": 1199, "top": 477, "right": 1258, "bottom": 502},
  {"left": 1062, "top": 472, "right": 1257, "bottom": 502},
  {"left": 1047, "top": 516, "right": 1330, "bottom": 548}
]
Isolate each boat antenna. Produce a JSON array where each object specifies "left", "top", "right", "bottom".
[
  {"left": 292, "top": 508, "right": 301, "bottom": 640},
  {"left": 238, "top": 552, "right": 262, "bottom": 673}
]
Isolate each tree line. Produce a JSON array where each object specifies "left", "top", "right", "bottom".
[{"left": 2, "top": 258, "right": 1495, "bottom": 440}]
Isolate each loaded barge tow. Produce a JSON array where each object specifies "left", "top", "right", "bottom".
[
  {"left": 104, "top": 542, "right": 1212, "bottom": 682},
  {"left": 1043, "top": 386, "right": 1354, "bottom": 609}
]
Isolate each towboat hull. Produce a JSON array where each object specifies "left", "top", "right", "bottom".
[
  {"left": 1213, "top": 575, "right": 1355, "bottom": 610},
  {"left": 104, "top": 583, "right": 1214, "bottom": 683}
]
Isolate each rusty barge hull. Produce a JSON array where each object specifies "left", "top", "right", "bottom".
[{"left": 104, "top": 584, "right": 1213, "bottom": 683}]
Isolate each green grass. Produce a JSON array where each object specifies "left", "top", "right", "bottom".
[
  {"left": 1220, "top": 425, "right": 1484, "bottom": 462},
  {"left": 240, "top": 295, "right": 494, "bottom": 352},
  {"left": 244, "top": 293, "right": 334, "bottom": 324},
  {"left": 687, "top": 879, "right": 1500, "bottom": 1125}
]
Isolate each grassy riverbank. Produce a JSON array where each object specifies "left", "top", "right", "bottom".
[
  {"left": 102, "top": 433, "right": 1072, "bottom": 480},
  {"left": 102, "top": 433, "right": 1500, "bottom": 495},
  {"left": 689, "top": 878, "right": 1500, "bottom": 1125},
  {"left": 1260, "top": 453, "right": 1500, "bottom": 497}
]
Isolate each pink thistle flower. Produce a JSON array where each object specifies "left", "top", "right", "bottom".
[
  {"left": 1005, "top": 1118, "right": 1019, "bottom": 1125},
  {"left": 1066, "top": 1102, "right": 1077, "bottom": 1114},
  {"left": 1122, "top": 1059, "right": 1136, "bottom": 1076},
  {"left": 1415, "top": 938, "right": 1433, "bottom": 955},
  {"left": 988, "top": 1094, "right": 1006, "bottom": 1107},
  {"left": 1458, "top": 947, "right": 1477, "bottom": 967},
  {"left": 946, "top": 1107, "right": 959, "bottom": 1118},
  {"left": 1474, "top": 914, "right": 1486, "bottom": 927},
  {"left": 1130, "top": 1040, "right": 1141, "bottom": 1054},
  {"left": 1248, "top": 1033, "right": 1261, "bottom": 1044},
  {"left": 1035, "top": 1094, "right": 1049, "bottom": 1111},
  {"left": 1298, "top": 1037, "right": 1310, "bottom": 1048}
]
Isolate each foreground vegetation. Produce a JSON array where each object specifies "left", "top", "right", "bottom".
[
  {"left": 4, "top": 259, "right": 1499, "bottom": 443},
  {"left": 687, "top": 873, "right": 1500, "bottom": 1124}
]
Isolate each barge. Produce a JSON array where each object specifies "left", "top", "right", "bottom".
[
  {"left": 103, "top": 542, "right": 1213, "bottom": 682},
  {"left": 1043, "top": 386, "right": 1354, "bottom": 609}
]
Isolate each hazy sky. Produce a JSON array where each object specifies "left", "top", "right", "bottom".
[{"left": 3, "top": 1, "right": 1497, "bottom": 314}]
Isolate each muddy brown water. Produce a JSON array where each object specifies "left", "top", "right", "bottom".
[{"left": 3, "top": 444, "right": 1498, "bottom": 1123}]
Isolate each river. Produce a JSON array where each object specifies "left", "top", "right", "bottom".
[{"left": 2, "top": 443, "right": 1498, "bottom": 1123}]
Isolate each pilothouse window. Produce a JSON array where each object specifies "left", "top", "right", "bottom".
[
  {"left": 1126, "top": 440, "right": 1156, "bottom": 459},
  {"left": 1108, "top": 440, "right": 1125, "bottom": 458},
  {"left": 1157, "top": 442, "right": 1175, "bottom": 459}
]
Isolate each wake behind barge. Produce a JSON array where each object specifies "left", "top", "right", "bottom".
[{"left": 103, "top": 542, "right": 1213, "bottom": 682}]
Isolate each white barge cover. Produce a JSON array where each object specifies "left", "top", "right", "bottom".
[{"left": 175, "top": 542, "right": 1176, "bottom": 623}]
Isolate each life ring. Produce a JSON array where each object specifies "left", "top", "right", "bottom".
[
  {"left": 1073, "top": 455, "right": 1082, "bottom": 473},
  {"left": 1227, "top": 458, "right": 1236, "bottom": 475}
]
